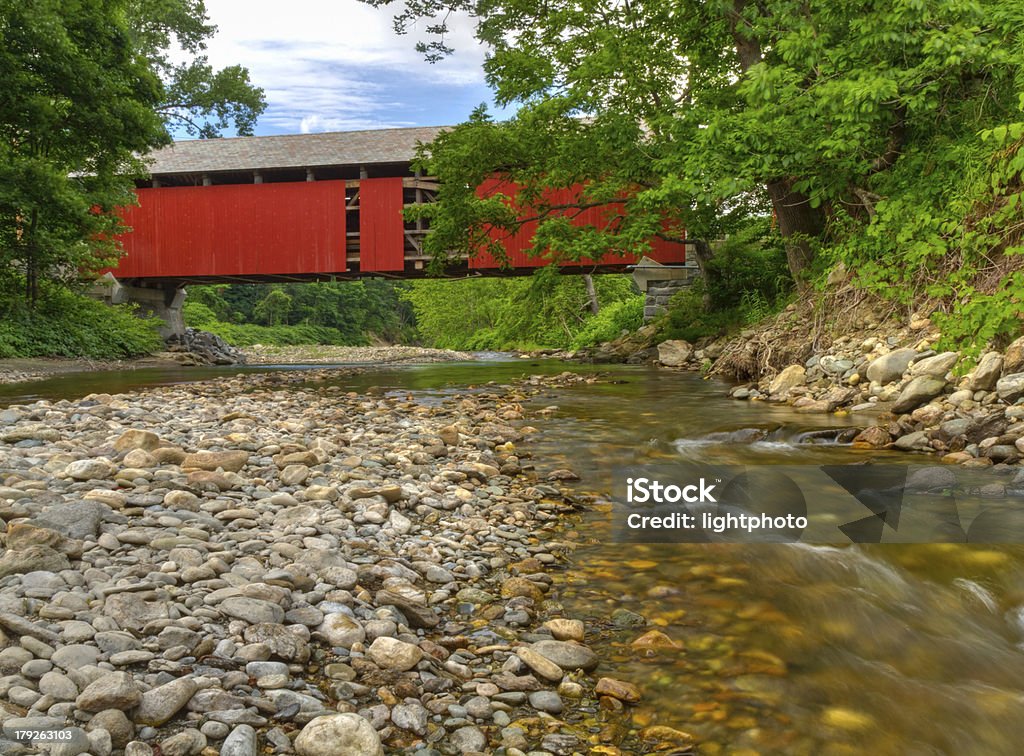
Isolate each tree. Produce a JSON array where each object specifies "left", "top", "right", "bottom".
[
  {"left": 0, "top": 0, "right": 166, "bottom": 304},
  {"left": 0, "top": 0, "right": 265, "bottom": 306},
  {"left": 253, "top": 288, "right": 293, "bottom": 326},
  {"left": 128, "top": 0, "right": 265, "bottom": 137},
  {"left": 363, "top": 0, "right": 1021, "bottom": 282}
]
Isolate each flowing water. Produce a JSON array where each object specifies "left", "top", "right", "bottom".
[{"left": 5, "top": 359, "right": 1024, "bottom": 755}]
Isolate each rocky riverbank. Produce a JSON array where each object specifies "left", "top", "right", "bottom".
[
  {"left": 0, "top": 344, "right": 471, "bottom": 388},
  {"left": 0, "top": 368, "right": 664, "bottom": 756},
  {"left": 647, "top": 299, "right": 1024, "bottom": 466},
  {"left": 243, "top": 345, "right": 473, "bottom": 365},
  {"left": 0, "top": 357, "right": 190, "bottom": 388}
]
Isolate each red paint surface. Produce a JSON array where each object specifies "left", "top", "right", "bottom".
[
  {"left": 112, "top": 181, "right": 347, "bottom": 278},
  {"left": 473, "top": 178, "right": 686, "bottom": 268},
  {"left": 359, "top": 177, "right": 406, "bottom": 272}
]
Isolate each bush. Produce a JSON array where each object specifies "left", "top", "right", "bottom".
[
  {"left": 571, "top": 296, "right": 645, "bottom": 348},
  {"left": 182, "top": 300, "right": 363, "bottom": 346},
  {"left": 403, "top": 270, "right": 641, "bottom": 350},
  {"left": 660, "top": 282, "right": 740, "bottom": 342},
  {"left": 658, "top": 220, "right": 792, "bottom": 342},
  {"left": 0, "top": 289, "right": 162, "bottom": 358},
  {"left": 702, "top": 221, "right": 791, "bottom": 310}
]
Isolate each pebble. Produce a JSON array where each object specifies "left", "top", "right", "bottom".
[
  {"left": 220, "top": 724, "right": 258, "bottom": 756},
  {"left": 0, "top": 368, "right": 604, "bottom": 754},
  {"left": 367, "top": 636, "right": 422, "bottom": 671},
  {"left": 527, "top": 690, "right": 564, "bottom": 714}
]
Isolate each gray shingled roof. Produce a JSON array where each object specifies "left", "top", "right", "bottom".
[{"left": 144, "top": 125, "right": 449, "bottom": 175}]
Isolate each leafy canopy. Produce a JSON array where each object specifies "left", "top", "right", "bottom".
[
  {"left": 365, "top": 0, "right": 1022, "bottom": 281},
  {"left": 0, "top": 0, "right": 265, "bottom": 305}
]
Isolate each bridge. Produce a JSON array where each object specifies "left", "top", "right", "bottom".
[{"left": 99, "top": 126, "right": 693, "bottom": 333}]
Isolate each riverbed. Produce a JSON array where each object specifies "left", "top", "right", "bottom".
[{"left": 3, "top": 358, "right": 1024, "bottom": 755}]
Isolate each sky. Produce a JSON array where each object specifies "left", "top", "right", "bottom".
[{"left": 199, "top": 0, "right": 509, "bottom": 136}]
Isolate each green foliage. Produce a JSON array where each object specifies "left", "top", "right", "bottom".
[
  {"left": 0, "top": 287, "right": 161, "bottom": 358},
  {"left": 183, "top": 280, "right": 416, "bottom": 346},
  {"left": 182, "top": 300, "right": 356, "bottom": 347},
  {"left": 703, "top": 222, "right": 791, "bottom": 310},
  {"left": 0, "top": 0, "right": 167, "bottom": 303},
  {"left": 570, "top": 297, "right": 645, "bottom": 349},
  {"left": 126, "top": 0, "right": 266, "bottom": 137},
  {"left": 402, "top": 270, "right": 639, "bottom": 350},
  {"left": 826, "top": 105, "right": 1024, "bottom": 356},
  {"left": 253, "top": 289, "right": 293, "bottom": 327},
  {"left": 0, "top": 0, "right": 264, "bottom": 307},
  {"left": 400, "top": 278, "right": 510, "bottom": 349},
  {"left": 660, "top": 283, "right": 742, "bottom": 343},
  {"left": 658, "top": 221, "right": 792, "bottom": 342},
  {"left": 366, "top": 0, "right": 1022, "bottom": 280}
]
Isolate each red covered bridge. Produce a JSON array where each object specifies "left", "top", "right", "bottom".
[{"left": 109, "top": 126, "right": 687, "bottom": 286}]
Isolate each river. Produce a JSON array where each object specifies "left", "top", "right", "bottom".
[{"left": 4, "top": 358, "right": 1024, "bottom": 755}]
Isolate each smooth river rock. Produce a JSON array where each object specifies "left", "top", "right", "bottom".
[
  {"left": 294, "top": 714, "right": 384, "bottom": 756},
  {"left": 866, "top": 348, "right": 918, "bottom": 385},
  {"left": 529, "top": 640, "right": 599, "bottom": 672},
  {"left": 367, "top": 637, "right": 422, "bottom": 671}
]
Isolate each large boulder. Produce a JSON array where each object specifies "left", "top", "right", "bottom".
[
  {"left": 892, "top": 376, "right": 947, "bottom": 414},
  {"left": 656, "top": 340, "right": 693, "bottom": 367},
  {"left": 367, "top": 637, "right": 422, "bottom": 671},
  {"left": 970, "top": 351, "right": 1003, "bottom": 391},
  {"left": 909, "top": 351, "right": 958, "bottom": 378},
  {"left": 866, "top": 348, "right": 918, "bottom": 385},
  {"left": 75, "top": 672, "right": 142, "bottom": 712},
  {"left": 294, "top": 714, "right": 383, "bottom": 756},
  {"left": 317, "top": 613, "right": 365, "bottom": 649},
  {"left": 1003, "top": 336, "right": 1024, "bottom": 374},
  {"left": 893, "top": 431, "right": 931, "bottom": 451},
  {"left": 819, "top": 355, "right": 854, "bottom": 375},
  {"left": 64, "top": 458, "right": 113, "bottom": 481},
  {"left": 113, "top": 430, "right": 161, "bottom": 453},
  {"left": 997, "top": 372, "right": 1024, "bottom": 403},
  {"left": 768, "top": 365, "right": 806, "bottom": 396},
  {"left": 34, "top": 500, "right": 108, "bottom": 540},
  {"left": 0, "top": 545, "right": 70, "bottom": 578},
  {"left": 133, "top": 677, "right": 198, "bottom": 726},
  {"left": 529, "top": 640, "right": 599, "bottom": 672},
  {"left": 180, "top": 450, "right": 249, "bottom": 473}
]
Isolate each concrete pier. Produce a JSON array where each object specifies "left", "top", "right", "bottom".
[
  {"left": 630, "top": 256, "right": 699, "bottom": 321},
  {"left": 90, "top": 273, "right": 186, "bottom": 338}
]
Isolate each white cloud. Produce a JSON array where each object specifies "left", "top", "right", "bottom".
[{"left": 200, "top": 0, "right": 489, "bottom": 133}]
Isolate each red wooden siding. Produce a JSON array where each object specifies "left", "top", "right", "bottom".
[
  {"left": 473, "top": 178, "right": 686, "bottom": 268},
  {"left": 359, "top": 177, "right": 405, "bottom": 272},
  {"left": 112, "top": 181, "right": 347, "bottom": 278},
  {"left": 649, "top": 234, "right": 688, "bottom": 264}
]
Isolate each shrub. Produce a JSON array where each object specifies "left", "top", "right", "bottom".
[
  {"left": 702, "top": 221, "right": 791, "bottom": 310},
  {"left": 660, "top": 282, "right": 740, "bottom": 342},
  {"left": 0, "top": 289, "right": 162, "bottom": 358},
  {"left": 571, "top": 296, "right": 645, "bottom": 348},
  {"left": 183, "top": 301, "right": 364, "bottom": 346}
]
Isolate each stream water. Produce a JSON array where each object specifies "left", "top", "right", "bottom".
[{"left": 4, "top": 358, "right": 1024, "bottom": 755}]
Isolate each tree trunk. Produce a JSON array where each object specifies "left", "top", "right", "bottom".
[
  {"left": 725, "top": 3, "right": 828, "bottom": 280},
  {"left": 25, "top": 209, "right": 39, "bottom": 307},
  {"left": 582, "top": 274, "right": 599, "bottom": 315},
  {"left": 766, "top": 178, "right": 827, "bottom": 280}
]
